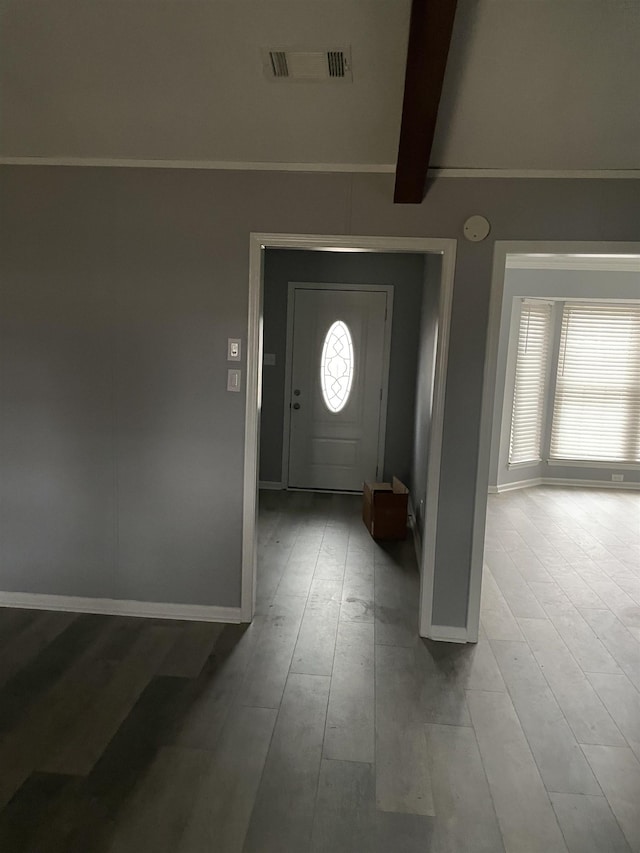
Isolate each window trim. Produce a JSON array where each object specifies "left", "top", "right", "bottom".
[{"left": 546, "top": 458, "right": 640, "bottom": 470}]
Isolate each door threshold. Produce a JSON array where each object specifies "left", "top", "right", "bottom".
[{"left": 286, "top": 486, "right": 363, "bottom": 495}]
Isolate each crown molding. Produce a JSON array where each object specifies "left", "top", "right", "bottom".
[
  {"left": 1, "top": 157, "right": 639, "bottom": 179},
  {"left": 427, "top": 168, "right": 640, "bottom": 179},
  {"left": 0, "top": 156, "right": 395, "bottom": 173}
]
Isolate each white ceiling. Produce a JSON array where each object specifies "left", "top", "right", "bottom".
[{"left": 1, "top": 0, "right": 639, "bottom": 171}]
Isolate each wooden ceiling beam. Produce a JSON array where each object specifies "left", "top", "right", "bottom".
[{"left": 394, "top": 0, "right": 459, "bottom": 204}]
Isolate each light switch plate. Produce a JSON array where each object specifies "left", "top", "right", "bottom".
[
  {"left": 228, "top": 338, "right": 241, "bottom": 361},
  {"left": 227, "top": 368, "right": 241, "bottom": 391}
]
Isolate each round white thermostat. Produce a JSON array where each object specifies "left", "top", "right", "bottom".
[{"left": 463, "top": 215, "right": 491, "bottom": 242}]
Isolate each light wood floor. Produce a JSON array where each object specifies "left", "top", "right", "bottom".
[{"left": 0, "top": 486, "right": 638, "bottom": 851}]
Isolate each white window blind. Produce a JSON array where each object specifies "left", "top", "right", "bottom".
[
  {"left": 509, "top": 300, "right": 552, "bottom": 464},
  {"left": 550, "top": 303, "right": 640, "bottom": 463}
]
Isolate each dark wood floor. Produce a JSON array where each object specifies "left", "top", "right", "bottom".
[{"left": 0, "top": 487, "right": 638, "bottom": 852}]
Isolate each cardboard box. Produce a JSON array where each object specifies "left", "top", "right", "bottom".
[{"left": 362, "top": 477, "right": 409, "bottom": 540}]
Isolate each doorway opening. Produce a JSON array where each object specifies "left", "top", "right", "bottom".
[
  {"left": 469, "top": 241, "right": 640, "bottom": 643},
  {"left": 242, "top": 234, "right": 457, "bottom": 639}
]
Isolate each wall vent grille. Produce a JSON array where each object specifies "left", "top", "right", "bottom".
[
  {"left": 327, "top": 51, "right": 345, "bottom": 77},
  {"left": 269, "top": 51, "right": 289, "bottom": 78},
  {"left": 263, "top": 48, "right": 352, "bottom": 82}
]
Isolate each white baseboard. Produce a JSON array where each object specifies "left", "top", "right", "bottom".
[
  {"left": 427, "top": 624, "right": 468, "bottom": 643},
  {"left": 541, "top": 477, "right": 640, "bottom": 490},
  {"left": 490, "top": 477, "right": 542, "bottom": 493},
  {"left": 0, "top": 591, "right": 243, "bottom": 623},
  {"left": 258, "top": 481, "right": 284, "bottom": 490},
  {"left": 492, "top": 477, "right": 640, "bottom": 494}
]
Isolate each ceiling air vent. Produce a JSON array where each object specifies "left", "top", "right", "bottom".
[
  {"left": 263, "top": 48, "right": 352, "bottom": 82},
  {"left": 327, "top": 51, "right": 345, "bottom": 78},
  {"left": 269, "top": 51, "right": 289, "bottom": 78}
]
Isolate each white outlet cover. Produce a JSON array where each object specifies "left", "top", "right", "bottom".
[
  {"left": 463, "top": 215, "right": 491, "bottom": 242},
  {"left": 227, "top": 368, "right": 241, "bottom": 391}
]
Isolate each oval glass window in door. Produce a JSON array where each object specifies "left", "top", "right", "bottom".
[{"left": 320, "top": 320, "right": 354, "bottom": 413}]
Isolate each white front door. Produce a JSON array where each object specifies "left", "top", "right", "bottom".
[{"left": 287, "top": 287, "right": 389, "bottom": 491}]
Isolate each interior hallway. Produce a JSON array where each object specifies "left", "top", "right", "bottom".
[{"left": 0, "top": 487, "right": 637, "bottom": 851}]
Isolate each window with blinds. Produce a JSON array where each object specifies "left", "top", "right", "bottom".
[
  {"left": 550, "top": 303, "right": 640, "bottom": 463},
  {"left": 509, "top": 300, "right": 552, "bottom": 464}
]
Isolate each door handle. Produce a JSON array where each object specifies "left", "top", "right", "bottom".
[{"left": 293, "top": 402, "right": 301, "bottom": 410}]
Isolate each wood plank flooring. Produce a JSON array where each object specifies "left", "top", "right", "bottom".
[{"left": 0, "top": 486, "right": 638, "bottom": 851}]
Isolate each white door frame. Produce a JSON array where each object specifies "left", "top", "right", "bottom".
[
  {"left": 281, "top": 282, "right": 394, "bottom": 491},
  {"left": 467, "top": 240, "right": 640, "bottom": 642},
  {"left": 242, "top": 233, "right": 457, "bottom": 633}
]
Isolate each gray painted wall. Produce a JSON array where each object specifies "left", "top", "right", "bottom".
[
  {"left": 2, "top": 167, "right": 639, "bottom": 627},
  {"left": 260, "top": 249, "right": 424, "bottom": 487},
  {"left": 410, "top": 255, "right": 442, "bottom": 535},
  {"left": 490, "top": 268, "right": 640, "bottom": 489}
]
